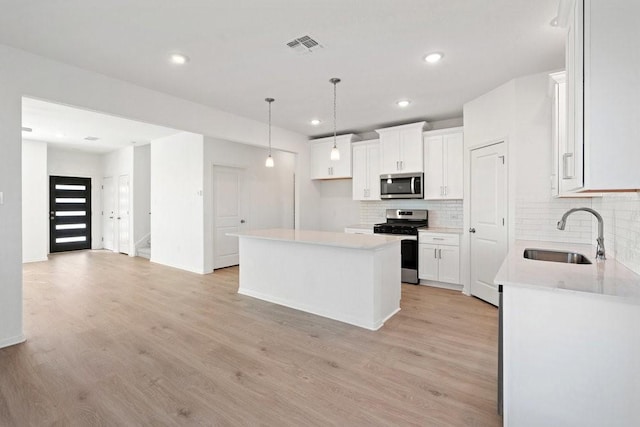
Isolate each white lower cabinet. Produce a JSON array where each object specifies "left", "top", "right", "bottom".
[{"left": 418, "top": 232, "right": 460, "bottom": 285}]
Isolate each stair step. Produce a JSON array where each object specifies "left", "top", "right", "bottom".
[{"left": 137, "top": 246, "right": 151, "bottom": 259}]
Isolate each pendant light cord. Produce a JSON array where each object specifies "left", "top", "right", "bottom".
[
  {"left": 265, "top": 97, "right": 274, "bottom": 156},
  {"left": 329, "top": 78, "right": 340, "bottom": 149}
]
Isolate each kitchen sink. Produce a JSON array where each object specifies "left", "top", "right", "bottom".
[{"left": 523, "top": 248, "right": 592, "bottom": 265}]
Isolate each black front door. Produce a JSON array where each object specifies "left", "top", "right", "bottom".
[{"left": 49, "top": 176, "right": 92, "bottom": 253}]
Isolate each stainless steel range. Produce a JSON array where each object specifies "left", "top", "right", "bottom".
[{"left": 373, "top": 209, "right": 428, "bottom": 284}]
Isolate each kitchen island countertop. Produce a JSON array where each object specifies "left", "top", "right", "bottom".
[{"left": 230, "top": 228, "right": 402, "bottom": 250}]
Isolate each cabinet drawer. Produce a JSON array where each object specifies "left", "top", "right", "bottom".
[{"left": 419, "top": 232, "right": 459, "bottom": 246}]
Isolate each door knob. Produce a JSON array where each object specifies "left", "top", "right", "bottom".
[
  {"left": 240, "top": 219, "right": 246, "bottom": 224},
  {"left": 469, "top": 228, "right": 476, "bottom": 233}
]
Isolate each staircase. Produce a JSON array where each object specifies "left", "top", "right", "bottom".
[
  {"left": 137, "top": 245, "right": 151, "bottom": 259},
  {"left": 136, "top": 236, "right": 151, "bottom": 259}
]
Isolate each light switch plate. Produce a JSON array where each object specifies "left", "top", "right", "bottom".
[{"left": 0, "top": 191, "right": 3, "bottom": 205}]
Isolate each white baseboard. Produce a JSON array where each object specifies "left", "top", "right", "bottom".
[
  {"left": 0, "top": 334, "right": 26, "bottom": 349},
  {"left": 419, "top": 280, "right": 464, "bottom": 292},
  {"left": 22, "top": 257, "right": 48, "bottom": 264}
]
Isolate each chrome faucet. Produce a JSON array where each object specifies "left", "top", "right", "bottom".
[{"left": 557, "top": 207, "right": 606, "bottom": 260}]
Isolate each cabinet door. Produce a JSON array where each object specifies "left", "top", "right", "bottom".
[
  {"left": 399, "top": 127, "right": 424, "bottom": 173},
  {"left": 331, "top": 139, "right": 352, "bottom": 178},
  {"left": 423, "top": 136, "right": 444, "bottom": 199},
  {"left": 418, "top": 243, "right": 439, "bottom": 281},
  {"left": 562, "top": 0, "right": 584, "bottom": 193},
  {"left": 379, "top": 131, "right": 401, "bottom": 174},
  {"left": 443, "top": 132, "right": 463, "bottom": 199},
  {"left": 310, "top": 142, "right": 330, "bottom": 179},
  {"left": 438, "top": 245, "right": 460, "bottom": 285},
  {"left": 352, "top": 144, "right": 368, "bottom": 200},
  {"left": 367, "top": 144, "right": 381, "bottom": 200}
]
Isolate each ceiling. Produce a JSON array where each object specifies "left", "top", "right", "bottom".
[
  {"left": 1, "top": 0, "right": 565, "bottom": 138},
  {"left": 22, "top": 98, "right": 180, "bottom": 153}
]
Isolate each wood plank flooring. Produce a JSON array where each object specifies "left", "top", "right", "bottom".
[{"left": 1, "top": 250, "right": 501, "bottom": 426}]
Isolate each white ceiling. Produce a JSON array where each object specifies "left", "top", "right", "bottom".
[
  {"left": 22, "top": 98, "right": 180, "bottom": 153},
  {"left": 1, "top": 0, "right": 565, "bottom": 137}
]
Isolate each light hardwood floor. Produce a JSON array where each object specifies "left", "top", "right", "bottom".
[{"left": 1, "top": 250, "right": 501, "bottom": 426}]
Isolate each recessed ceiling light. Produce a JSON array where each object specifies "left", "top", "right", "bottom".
[
  {"left": 424, "top": 52, "right": 443, "bottom": 64},
  {"left": 169, "top": 53, "right": 190, "bottom": 65},
  {"left": 397, "top": 100, "right": 411, "bottom": 108},
  {"left": 310, "top": 119, "right": 321, "bottom": 126}
]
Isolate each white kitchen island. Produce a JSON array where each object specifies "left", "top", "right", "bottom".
[{"left": 229, "top": 229, "right": 402, "bottom": 330}]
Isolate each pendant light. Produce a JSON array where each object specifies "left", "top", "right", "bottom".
[
  {"left": 329, "top": 78, "right": 341, "bottom": 161},
  {"left": 265, "top": 97, "right": 275, "bottom": 168}
]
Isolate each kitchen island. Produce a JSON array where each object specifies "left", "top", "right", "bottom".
[{"left": 229, "top": 229, "right": 402, "bottom": 330}]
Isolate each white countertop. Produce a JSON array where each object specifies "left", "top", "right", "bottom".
[
  {"left": 494, "top": 240, "right": 640, "bottom": 303},
  {"left": 419, "top": 227, "right": 464, "bottom": 234},
  {"left": 229, "top": 228, "right": 403, "bottom": 250}
]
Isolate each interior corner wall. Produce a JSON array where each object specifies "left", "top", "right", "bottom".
[
  {"left": 48, "top": 147, "right": 103, "bottom": 250},
  {"left": 133, "top": 145, "right": 151, "bottom": 248},
  {"left": 462, "top": 79, "right": 516, "bottom": 295},
  {"left": 21, "top": 140, "right": 48, "bottom": 263},
  {"left": 150, "top": 132, "right": 205, "bottom": 273},
  {"left": 0, "top": 90, "right": 24, "bottom": 348},
  {"left": 203, "top": 137, "right": 296, "bottom": 273},
  {"left": 317, "top": 179, "right": 359, "bottom": 232}
]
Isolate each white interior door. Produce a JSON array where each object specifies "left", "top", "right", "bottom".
[
  {"left": 213, "top": 166, "right": 245, "bottom": 269},
  {"left": 102, "top": 176, "right": 115, "bottom": 251},
  {"left": 117, "top": 174, "right": 130, "bottom": 255},
  {"left": 470, "top": 142, "right": 507, "bottom": 306}
]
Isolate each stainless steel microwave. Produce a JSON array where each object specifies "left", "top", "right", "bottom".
[{"left": 380, "top": 173, "right": 424, "bottom": 199}]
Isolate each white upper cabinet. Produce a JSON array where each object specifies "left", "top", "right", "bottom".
[
  {"left": 423, "top": 127, "right": 463, "bottom": 200},
  {"left": 560, "top": 0, "right": 640, "bottom": 192},
  {"left": 309, "top": 134, "right": 358, "bottom": 180},
  {"left": 352, "top": 140, "right": 381, "bottom": 201},
  {"left": 376, "top": 121, "right": 426, "bottom": 174}
]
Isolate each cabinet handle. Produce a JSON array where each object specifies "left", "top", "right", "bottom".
[
  {"left": 434, "top": 248, "right": 437, "bottom": 258},
  {"left": 562, "top": 153, "right": 574, "bottom": 179},
  {"left": 433, "top": 237, "right": 444, "bottom": 241},
  {"left": 396, "top": 161, "right": 399, "bottom": 170},
  {"left": 400, "top": 160, "right": 404, "bottom": 170},
  {"left": 438, "top": 249, "right": 442, "bottom": 259}
]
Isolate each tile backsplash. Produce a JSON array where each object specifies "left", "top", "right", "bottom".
[
  {"left": 360, "top": 199, "right": 463, "bottom": 228},
  {"left": 516, "top": 193, "right": 640, "bottom": 275},
  {"left": 515, "top": 196, "right": 595, "bottom": 244},
  {"left": 593, "top": 193, "right": 640, "bottom": 275}
]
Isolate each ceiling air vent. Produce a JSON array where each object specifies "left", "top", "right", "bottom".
[
  {"left": 286, "top": 35, "right": 323, "bottom": 54},
  {"left": 84, "top": 136, "right": 100, "bottom": 141}
]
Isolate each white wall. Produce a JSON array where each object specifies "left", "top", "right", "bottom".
[
  {"left": 0, "top": 42, "right": 317, "bottom": 349},
  {"left": 203, "top": 137, "right": 296, "bottom": 273},
  {"left": 151, "top": 132, "right": 205, "bottom": 273},
  {"left": 21, "top": 140, "right": 48, "bottom": 263},
  {"left": 48, "top": 147, "right": 103, "bottom": 250},
  {"left": 133, "top": 145, "right": 151, "bottom": 248},
  {"left": 102, "top": 146, "right": 134, "bottom": 254},
  {"left": 317, "top": 180, "right": 360, "bottom": 232}
]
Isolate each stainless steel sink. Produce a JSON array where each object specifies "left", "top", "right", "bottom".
[{"left": 523, "top": 248, "right": 592, "bottom": 265}]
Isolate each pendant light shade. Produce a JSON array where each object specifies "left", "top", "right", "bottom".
[
  {"left": 265, "top": 97, "right": 275, "bottom": 168},
  {"left": 330, "top": 78, "right": 341, "bottom": 161}
]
